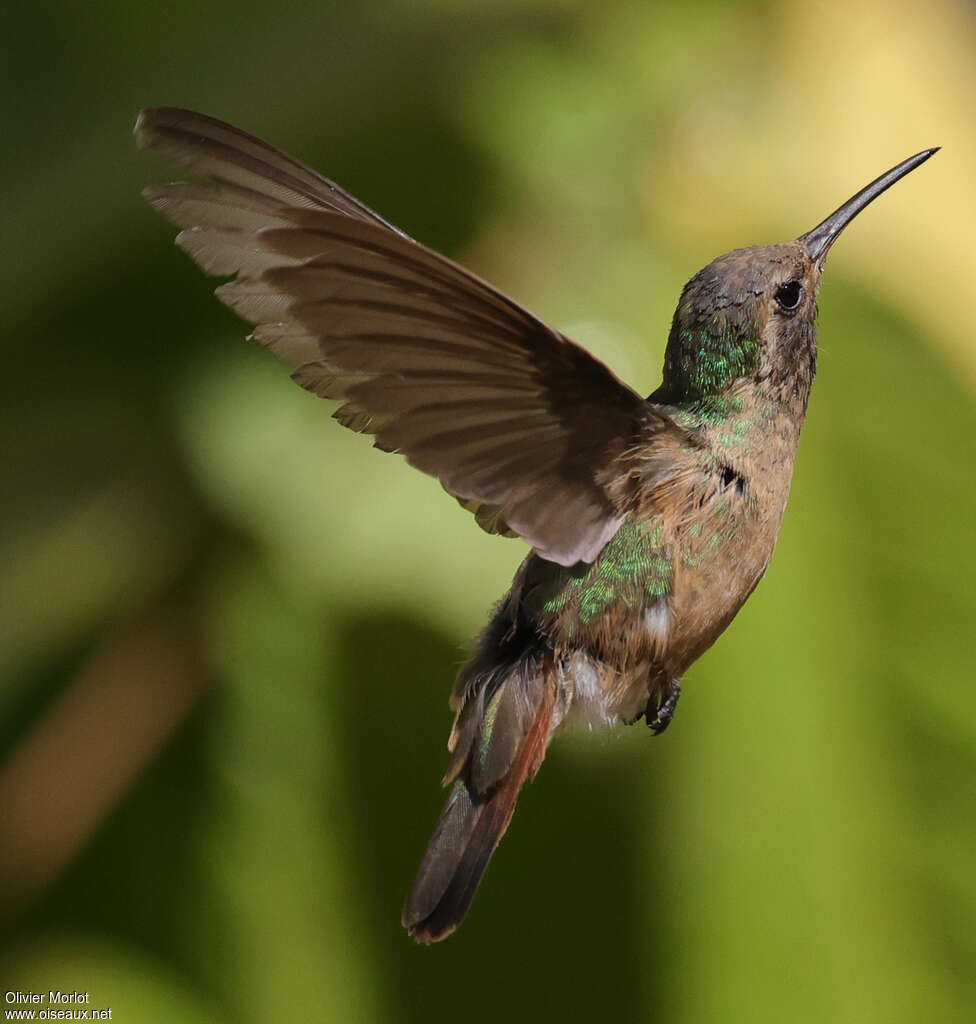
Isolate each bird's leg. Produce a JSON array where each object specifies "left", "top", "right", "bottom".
[{"left": 646, "top": 678, "right": 681, "bottom": 735}]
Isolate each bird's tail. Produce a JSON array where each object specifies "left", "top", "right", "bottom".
[{"left": 402, "top": 649, "right": 557, "bottom": 944}]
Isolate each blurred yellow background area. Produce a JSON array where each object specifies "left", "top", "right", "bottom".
[{"left": 1, "top": 1, "right": 974, "bottom": 1021}]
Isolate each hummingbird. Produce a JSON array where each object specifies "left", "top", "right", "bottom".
[{"left": 135, "top": 108, "right": 936, "bottom": 943}]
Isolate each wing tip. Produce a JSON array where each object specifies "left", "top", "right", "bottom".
[
  {"left": 133, "top": 107, "right": 175, "bottom": 149},
  {"left": 134, "top": 106, "right": 217, "bottom": 151},
  {"left": 133, "top": 108, "right": 152, "bottom": 148}
]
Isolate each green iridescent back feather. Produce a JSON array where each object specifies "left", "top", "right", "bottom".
[
  {"left": 538, "top": 518, "right": 673, "bottom": 627},
  {"left": 532, "top": 384, "right": 775, "bottom": 635}
]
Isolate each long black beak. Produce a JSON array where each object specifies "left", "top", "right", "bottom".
[{"left": 799, "top": 148, "right": 939, "bottom": 264}]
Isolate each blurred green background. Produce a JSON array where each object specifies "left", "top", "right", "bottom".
[{"left": 1, "top": 0, "right": 974, "bottom": 1020}]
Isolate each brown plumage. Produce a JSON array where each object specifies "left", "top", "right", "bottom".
[
  {"left": 135, "top": 108, "right": 936, "bottom": 941},
  {"left": 135, "top": 107, "right": 662, "bottom": 566},
  {"left": 403, "top": 662, "right": 556, "bottom": 943}
]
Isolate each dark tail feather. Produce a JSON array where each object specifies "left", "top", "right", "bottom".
[{"left": 402, "top": 678, "right": 555, "bottom": 944}]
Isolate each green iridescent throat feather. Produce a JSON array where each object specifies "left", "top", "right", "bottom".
[
  {"left": 671, "top": 395, "right": 779, "bottom": 448},
  {"left": 663, "top": 323, "right": 760, "bottom": 403}
]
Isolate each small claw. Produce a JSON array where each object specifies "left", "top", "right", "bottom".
[{"left": 647, "top": 678, "right": 681, "bottom": 735}]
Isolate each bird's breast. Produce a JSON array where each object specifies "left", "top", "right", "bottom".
[{"left": 533, "top": 477, "right": 788, "bottom": 679}]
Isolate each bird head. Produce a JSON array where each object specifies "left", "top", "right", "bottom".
[{"left": 659, "top": 148, "right": 938, "bottom": 409}]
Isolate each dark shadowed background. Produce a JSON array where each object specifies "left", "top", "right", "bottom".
[{"left": 1, "top": 1, "right": 975, "bottom": 1021}]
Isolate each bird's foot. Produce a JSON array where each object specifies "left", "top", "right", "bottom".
[{"left": 646, "top": 678, "right": 681, "bottom": 735}]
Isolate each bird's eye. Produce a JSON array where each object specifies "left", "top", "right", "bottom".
[{"left": 775, "top": 280, "right": 803, "bottom": 310}]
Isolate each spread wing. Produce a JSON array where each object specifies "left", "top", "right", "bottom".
[{"left": 136, "top": 107, "right": 656, "bottom": 565}]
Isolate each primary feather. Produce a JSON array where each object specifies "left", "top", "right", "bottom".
[{"left": 135, "top": 106, "right": 660, "bottom": 565}]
